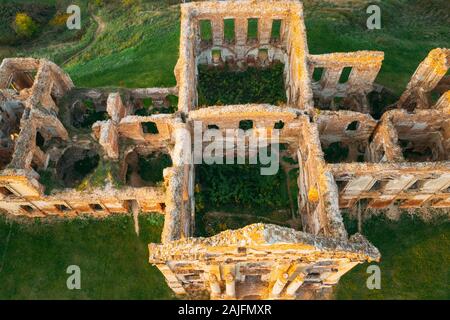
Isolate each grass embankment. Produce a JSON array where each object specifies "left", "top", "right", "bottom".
[
  {"left": 0, "top": 214, "right": 173, "bottom": 299},
  {"left": 65, "top": 2, "right": 180, "bottom": 88},
  {"left": 3, "top": 1, "right": 448, "bottom": 93}
]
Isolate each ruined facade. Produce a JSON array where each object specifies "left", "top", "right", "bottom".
[{"left": 0, "top": 0, "right": 448, "bottom": 300}]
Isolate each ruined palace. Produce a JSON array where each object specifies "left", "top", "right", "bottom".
[{"left": 0, "top": 0, "right": 449, "bottom": 300}]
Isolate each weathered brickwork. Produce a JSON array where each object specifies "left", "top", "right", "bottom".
[{"left": 0, "top": 0, "right": 448, "bottom": 300}]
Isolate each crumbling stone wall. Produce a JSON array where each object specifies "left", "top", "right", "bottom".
[
  {"left": 330, "top": 162, "right": 450, "bottom": 209},
  {"left": 0, "top": 171, "right": 166, "bottom": 217},
  {"left": 296, "top": 116, "right": 347, "bottom": 240},
  {"left": 149, "top": 1, "right": 449, "bottom": 300},
  {"left": 397, "top": 48, "right": 450, "bottom": 111},
  {"left": 149, "top": 223, "right": 379, "bottom": 299},
  {"left": 0, "top": 0, "right": 448, "bottom": 302},
  {"left": 0, "top": 59, "right": 180, "bottom": 219},
  {"left": 0, "top": 59, "right": 72, "bottom": 174},
  {"left": 176, "top": 0, "right": 314, "bottom": 111},
  {"left": 316, "top": 110, "right": 377, "bottom": 163},
  {"left": 309, "top": 51, "right": 384, "bottom": 112},
  {"left": 188, "top": 103, "right": 304, "bottom": 151}
]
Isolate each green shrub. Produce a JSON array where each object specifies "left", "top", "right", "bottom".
[
  {"left": 14, "top": 13, "right": 37, "bottom": 38},
  {"left": 137, "top": 153, "right": 172, "bottom": 185},
  {"left": 195, "top": 160, "right": 290, "bottom": 214}
]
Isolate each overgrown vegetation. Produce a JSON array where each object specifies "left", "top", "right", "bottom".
[
  {"left": 76, "top": 99, "right": 108, "bottom": 129},
  {"left": 198, "top": 63, "right": 287, "bottom": 106},
  {"left": 195, "top": 162, "right": 290, "bottom": 213},
  {"left": 194, "top": 156, "right": 294, "bottom": 236},
  {"left": 0, "top": 214, "right": 173, "bottom": 299},
  {"left": 136, "top": 153, "right": 172, "bottom": 185},
  {"left": 134, "top": 95, "right": 178, "bottom": 115},
  {"left": 37, "top": 169, "right": 64, "bottom": 195},
  {"left": 336, "top": 214, "right": 450, "bottom": 300},
  {"left": 38, "top": 150, "right": 120, "bottom": 193},
  {"left": 77, "top": 159, "right": 123, "bottom": 191}
]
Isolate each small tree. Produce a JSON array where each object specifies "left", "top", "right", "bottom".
[{"left": 14, "top": 13, "right": 37, "bottom": 38}]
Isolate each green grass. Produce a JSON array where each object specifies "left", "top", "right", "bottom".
[
  {"left": 1, "top": 0, "right": 449, "bottom": 300},
  {"left": 4, "top": 1, "right": 448, "bottom": 94},
  {"left": 0, "top": 214, "right": 174, "bottom": 299},
  {"left": 1, "top": 212, "right": 447, "bottom": 299},
  {"left": 65, "top": 3, "right": 180, "bottom": 88},
  {"left": 303, "top": 0, "right": 450, "bottom": 94},
  {"left": 77, "top": 159, "right": 123, "bottom": 191},
  {"left": 336, "top": 214, "right": 450, "bottom": 300}
]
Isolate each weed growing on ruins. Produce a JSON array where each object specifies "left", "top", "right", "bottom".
[
  {"left": 37, "top": 169, "right": 64, "bottom": 195},
  {"left": 195, "top": 162, "right": 290, "bottom": 213},
  {"left": 197, "top": 63, "right": 287, "bottom": 106},
  {"left": 77, "top": 159, "right": 123, "bottom": 191}
]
